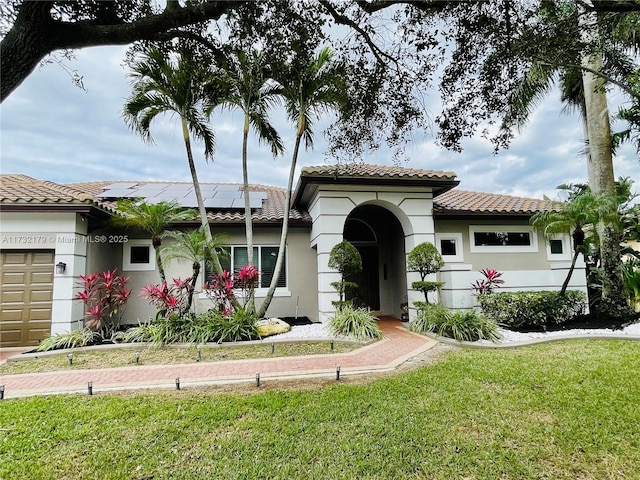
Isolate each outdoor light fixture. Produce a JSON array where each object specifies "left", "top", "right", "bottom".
[
  {"left": 55, "top": 262, "right": 66, "bottom": 274},
  {"left": 135, "top": 352, "right": 140, "bottom": 364},
  {"left": 87, "top": 381, "right": 93, "bottom": 395},
  {"left": 336, "top": 365, "right": 341, "bottom": 381},
  {"left": 175, "top": 377, "right": 181, "bottom": 390},
  {"left": 68, "top": 353, "right": 73, "bottom": 366},
  {"left": 255, "top": 373, "right": 261, "bottom": 387},
  {"left": 0, "top": 385, "right": 5, "bottom": 400},
  {"left": 330, "top": 340, "right": 334, "bottom": 351},
  {"left": 271, "top": 342, "right": 275, "bottom": 354},
  {"left": 196, "top": 344, "right": 202, "bottom": 362}
]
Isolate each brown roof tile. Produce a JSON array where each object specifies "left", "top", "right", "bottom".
[
  {"left": 1, "top": 174, "right": 95, "bottom": 204},
  {"left": 434, "top": 189, "right": 553, "bottom": 215},
  {"left": 301, "top": 163, "right": 457, "bottom": 180}
]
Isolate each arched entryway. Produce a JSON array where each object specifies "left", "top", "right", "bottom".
[{"left": 343, "top": 204, "right": 406, "bottom": 317}]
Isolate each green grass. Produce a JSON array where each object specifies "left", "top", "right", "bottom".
[
  {"left": 2, "top": 340, "right": 640, "bottom": 479},
  {"left": 0, "top": 341, "right": 358, "bottom": 375}
]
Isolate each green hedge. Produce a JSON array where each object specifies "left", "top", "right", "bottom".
[
  {"left": 410, "top": 303, "right": 501, "bottom": 342},
  {"left": 478, "top": 290, "right": 587, "bottom": 329}
]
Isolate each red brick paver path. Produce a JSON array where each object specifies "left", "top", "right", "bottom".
[{"left": 0, "top": 318, "right": 437, "bottom": 399}]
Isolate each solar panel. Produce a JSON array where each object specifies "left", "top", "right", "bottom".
[
  {"left": 97, "top": 188, "right": 140, "bottom": 198},
  {"left": 103, "top": 183, "right": 139, "bottom": 190}
]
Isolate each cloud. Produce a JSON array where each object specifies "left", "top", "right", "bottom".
[{"left": 1, "top": 46, "right": 638, "bottom": 202}]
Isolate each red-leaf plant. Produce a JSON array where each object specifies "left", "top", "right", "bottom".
[
  {"left": 471, "top": 268, "right": 505, "bottom": 295},
  {"left": 234, "top": 265, "right": 259, "bottom": 310},
  {"left": 77, "top": 269, "right": 131, "bottom": 335},
  {"left": 203, "top": 270, "right": 237, "bottom": 316},
  {"left": 140, "top": 277, "right": 193, "bottom": 320}
]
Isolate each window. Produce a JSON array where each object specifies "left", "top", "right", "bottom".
[
  {"left": 435, "top": 233, "right": 464, "bottom": 262},
  {"left": 469, "top": 226, "right": 537, "bottom": 253},
  {"left": 550, "top": 239, "right": 563, "bottom": 254},
  {"left": 123, "top": 239, "right": 155, "bottom": 271},
  {"left": 546, "top": 235, "right": 571, "bottom": 261},
  {"left": 205, "top": 245, "right": 286, "bottom": 288}
]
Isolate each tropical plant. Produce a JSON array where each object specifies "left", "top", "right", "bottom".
[
  {"left": 211, "top": 48, "right": 284, "bottom": 315},
  {"left": 328, "top": 240, "right": 362, "bottom": 311},
  {"left": 622, "top": 260, "right": 640, "bottom": 312},
  {"left": 140, "top": 278, "right": 192, "bottom": 321},
  {"left": 161, "top": 228, "right": 229, "bottom": 313},
  {"left": 531, "top": 187, "right": 618, "bottom": 296},
  {"left": 410, "top": 304, "right": 501, "bottom": 343},
  {"left": 257, "top": 46, "right": 347, "bottom": 318},
  {"left": 203, "top": 270, "right": 236, "bottom": 315},
  {"left": 36, "top": 329, "right": 100, "bottom": 352},
  {"left": 407, "top": 242, "right": 445, "bottom": 304},
  {"left": 328, "top": 305, "right": 382, "bottom": 340},
  {"left": 123, "top": 46, "right": 232, "bottom": 302},
  {"left": 77, "top": 269, "right": 131, "bottom": 335},
  {"left": 112, "top": 199, "right": 196, "bottom": 284},
  {"left": 471, "top": 268, "right": 505, "bottom": 295}
]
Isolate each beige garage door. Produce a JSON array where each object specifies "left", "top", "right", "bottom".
[{"left": 1, "top": 250, "right": 54, "bottom": 347}]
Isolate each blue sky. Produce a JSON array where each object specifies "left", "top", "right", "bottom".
[{"left": 1, "top": 45, "right": 638, "bottom": 200}]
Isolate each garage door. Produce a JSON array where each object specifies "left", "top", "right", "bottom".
[{"left": 1, "top": 250, "right": 54, "bottom": 347}]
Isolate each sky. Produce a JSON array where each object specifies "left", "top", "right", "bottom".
[{"left": 1, "top": 44, "right": 638, "bottom": 201}]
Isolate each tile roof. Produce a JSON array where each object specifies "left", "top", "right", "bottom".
[
  {"left": 434, "top": 189, "right": 553, "bottom": 215},
  {"left": 68, "top": 181, "right": 311, "bottom": 224},
  {"left": 0, "top": 174, "right": 95, "bottom": 204},
  {"left": 301, "top": 163, "right": 457, "bottom": 180}
]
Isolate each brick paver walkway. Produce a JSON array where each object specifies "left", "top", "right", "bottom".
[{"left": 0, "top": 318, "right": 437, "bottom": 399}]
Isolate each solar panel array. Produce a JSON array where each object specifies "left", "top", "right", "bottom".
[{"left": 97, "top": 183, "right": 267, "bottom": 209}]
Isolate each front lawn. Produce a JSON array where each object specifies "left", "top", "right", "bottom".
[{"left": 2, "top": 340, "right": 639, "bottom": 479}]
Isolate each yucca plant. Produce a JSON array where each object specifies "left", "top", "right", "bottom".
[
  {"left": 328, "top": 306, "right": 382, "bottom": 340},
  {"left": 37, "top": 329, "right": 100, "bottom": 352}
]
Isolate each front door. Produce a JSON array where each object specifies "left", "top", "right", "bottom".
[{"left": 349, "top": 246, "right": 380, "bottom": 310}]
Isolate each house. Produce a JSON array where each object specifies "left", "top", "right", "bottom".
[{"left": 0, "top": 164, "right": 586, "bottom": 347}]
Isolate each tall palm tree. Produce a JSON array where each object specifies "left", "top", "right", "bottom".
[
  {"left": 257, "top": 46, "right": 347, "bottom": 318},
  {"left": 112, "top": 199, "right": 196, "bottom": 284},
  {"left": 161, "top": 227, "right": 229, "bottom": 314},
  {"left": 212, "top": 48, "right": 284, "bottom": 314},
  {"left": 123, "top": 46, "right": 229, "bottom": 283}
]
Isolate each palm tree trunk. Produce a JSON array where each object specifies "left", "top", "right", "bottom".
[
  {"left": 579, "top": 3, "right": 629, "bottom": 318},
  {"left": 181, "top": 118, "right": 240, "bottom": 310},
  {"left": 153, "top": 242, "right": 167, "bottom": 285},
  {"left": 560, "top": 250, "right": 580, "bottom": 296},
  {"left": 242, "top": 114, "right": 256, "bottom": 314},
  {"left": 183, "top": 262, "right": 200, "bottom": 314},
  {"left": 256, "top": 132, "right": 302, "bottom": 318}
]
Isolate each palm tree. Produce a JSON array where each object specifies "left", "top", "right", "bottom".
[
  {"left": 161, "top": 227, "right": 229, "bottom": 314},
  {"left": 531, "top": 189, "right": 617, "bottom": 296},
  {"left": 123, "top": 46, "right": 229, "bottom": 283},
  {"left": 212, "top": 48, "right": 284, "bottom": 314},
  {"left": 257, "top": 46, "right": 347, "bottom": 318},
  {"left": 112, "top": 199, "right": 196, "bottom": 284}
]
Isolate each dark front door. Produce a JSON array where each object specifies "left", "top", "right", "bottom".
[{"left": 349, "top": 246, "right": 380, "bottom": 310}]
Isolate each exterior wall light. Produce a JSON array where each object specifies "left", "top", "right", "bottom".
[{"left": 56, "top": 262, "right": 66, "bottom": 274}]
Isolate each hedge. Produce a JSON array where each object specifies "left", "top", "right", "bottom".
[{"left": 478, "top": 290, "right": 587, "bottom": 329}]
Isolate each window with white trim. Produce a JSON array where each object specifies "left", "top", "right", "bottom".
[
  {"left": 205, "top": 246, "right": 286, "bottom": 288},
  {"left": 469, "top": 225, "right": 538, "bottom": 253},
  {"left": 546, "top": 234, "right": 571, "bottom": 261},
  {"left": 123, "top": 239, "right": 156, "bottom": 271},
  {"left": 435, "top": 233, "right": 464, "bottom": 262}
]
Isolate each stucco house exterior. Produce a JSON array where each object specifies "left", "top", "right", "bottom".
[{"left": 0, "top": 164, "right": 586, "bottom": 347}]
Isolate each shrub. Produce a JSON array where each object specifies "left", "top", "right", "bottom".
[
  {"left": 193, "top": 308, "right": 259, "bottom": 343},
  {"left": 471, "top": 268, "right": 504, "bottom": 295},
  {"left": 478, "top": 290, "right": 587, "bottom": 329},
  {"left": 328, "top": 240, "right": 362, "bottom": 311},
  {"left": 407, "top": 242, "right": 445, "bottom": 303},
  {"left": 114, "top": 315, "right": 192, "bottom": 346},
  {"left": 77, "top": 269, "right": 131, "bottom": 334},
  {"left": 328, "top": 306, "right": 382, "bottom": 340},
  {"left": 140, "top": 278, "right": 192, "bottom": 320},
  {"left": 37, "top": 329, "right": 101, "bottom": 352},
  {"left": 410, "top": 304, "right": 501, "bottom": 342}
]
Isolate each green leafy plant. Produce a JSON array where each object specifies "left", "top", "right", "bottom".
[
  {"left": 407, "top": 242, "right": 445, "bottom": 303},
  {"left": 193, "top": 308, "right": 258, "bottom": 343},
  {"left": 410, "top": 304, "right": 501, "bottom": 342},
  {"left": 622, "top": 260, "right": 640, "bottom": 312},
  {"left": 478, "top": 290, "right": 587, "bottom": 329},
  {"left": 328, "top": 305, "right": 382, "bottom": 340},
  {"left": 37, "top": 329, "right": 100, "bottom": 352},
  {"left": 328, "top": 240, "right": 362, "bottom": 311}
]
